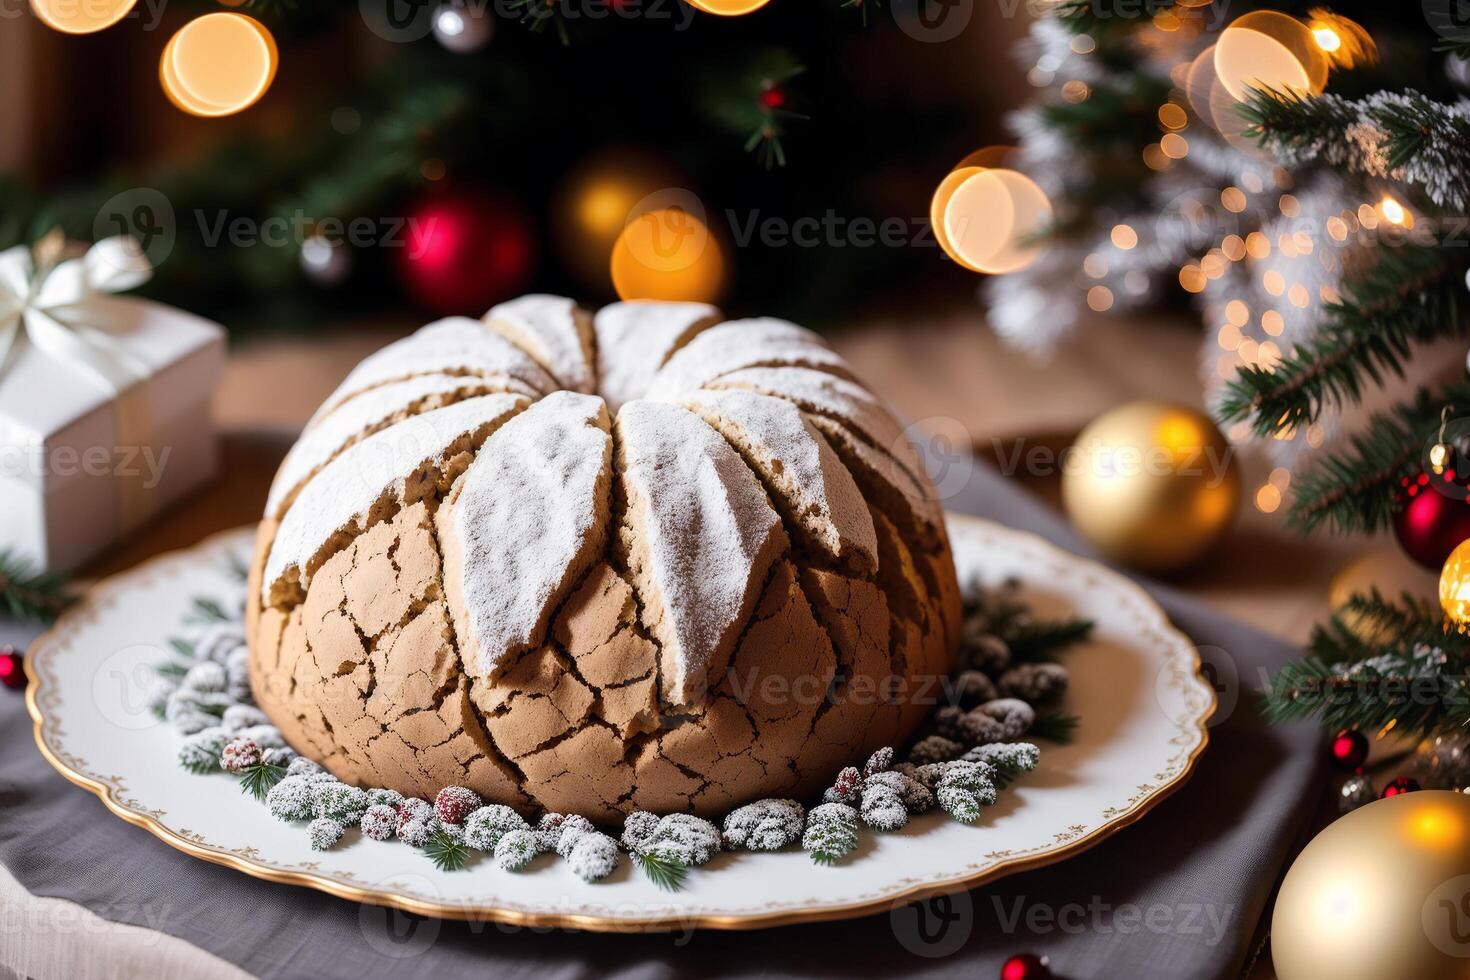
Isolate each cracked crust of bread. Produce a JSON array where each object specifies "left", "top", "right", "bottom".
[
  {"left": 249, "top": 496, "right": 955, "bottom": 819},
  {"left": 248, "top": 307, "right": 961, "bottom": 821}
]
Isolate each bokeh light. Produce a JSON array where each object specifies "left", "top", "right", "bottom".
[
  {"left": 1214, "top": 11, "right": 1327, "bottom": 102},
  {"left": 610, "top": 207, "right": 725, "bottom": 303},
  {"left": 161, "top": 13, "right": 278, "bottom": 118},
  {"left": 30, "top": 0, "right": 137, "bottom": 34}
]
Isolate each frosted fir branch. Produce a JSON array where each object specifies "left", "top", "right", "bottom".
[
  {"left": 0, "top": 550, "right": 71, "bottom": 623},
  {"left": 1242, "top": 88, "right": 1470, "bottom": 210}
]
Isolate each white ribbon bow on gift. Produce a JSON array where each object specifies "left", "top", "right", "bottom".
[{"left": 0, "top": 235, "right": 155, "bottom": 394}]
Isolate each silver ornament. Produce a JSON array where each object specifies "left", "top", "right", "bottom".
[
  {"left": 300, "top": 235, "right": 352, "bottom": 287},
  {"left": 1338, "top": 774, "right": 1375, "bottom": 813},
  {"left": 1414, "top": 732, "right": 1470, "bottom": 790},
  {"left": 432, "top": 3, "right": 493, "bottom": 54}
]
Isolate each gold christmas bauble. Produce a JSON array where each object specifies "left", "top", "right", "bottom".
[
  {"left": 1060, "top": 402, "right": 1240, "bottom": 572},
  {"left": 1273, "top": 790, "right": 1470, "bottom": 980},
  {"left": 1440, "top": 539, "right": 1470, "bottom": 633}
]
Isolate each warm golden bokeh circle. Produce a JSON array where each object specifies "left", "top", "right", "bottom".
[
  {"left": 937, "top": 167, "right": 1052, "bottom": 275},
  {"left": 685, "top": 0, "right": 773, "bottom": 14},
  {"left": 160, "top": 13, "right": 278, "bottom": 118},
  {"left": 30, "top": 0, "right": 137, "bottom": 34},
  {"left": 609, "top": 207, "right": 726, "bottom": 303},
  {"left": 1214, "top": 11, "right": 1328, "bottom": 102}
]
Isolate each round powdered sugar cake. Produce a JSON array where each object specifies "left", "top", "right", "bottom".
[{"left": 246, "top": 298, "right": 961, "bottom": 821}]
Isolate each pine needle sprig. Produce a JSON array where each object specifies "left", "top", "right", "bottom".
[
  {"left": 186, "top": 597, "right": 232, "bottom": 625},
  {"left": 633, "top": 851, "right": 688, "bottom": 891},
  {"left": 238, "top": 761, "right": 286, "bottom": 801},
  {"left": 1029, "top": 712, "right": 1080, "bottom": 744},
  {"left": 1240, "top": 87, "right": 1470, "bottom": 209},
  {"left": 0, "top": 550, "right": 71, "bottom": 623},
  {"left": 179, "top": 752, "right": 221, "bottom": 775},
  {"left": 425, "top": 828, "right": 471, "bottom": 872},
  {"left": 505, "top": 0, "right": 571, "bottom": 45},
  {"left": 701, "top": 51, "right": 808, "bottom": 169},
  {"left": 840, "top": 0, "right": 882, "bottom": 27},
  {"left": 1216, "top": 245, "right": 1470, "bottom": 442},
  {"left": 1277, "top": 380, "right": 1470, "bottom": 535},
  {"left": 1006, "top": 618, "right": 1095, "bottom": 663}
]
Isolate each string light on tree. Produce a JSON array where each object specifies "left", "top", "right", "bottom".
[
  {"left": 299, "top": 235, "right": 352, "bottom": 288},
  {"left": 30, "top": 0, "right": 136, "bottom": 33},
  {"left": 160, "top": 13, "right": 278, "bottom": 118},
  {"left": 432, "top": 1, "right": 494, "bottom": 53}
]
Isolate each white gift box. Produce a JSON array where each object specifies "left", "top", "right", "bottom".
[{"left": 0, "top": 260, "right": 225, "bottom": 572}]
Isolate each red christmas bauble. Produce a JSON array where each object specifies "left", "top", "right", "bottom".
[
  {"left": 394, "top": 188, "right": 535, "bottom": 317},
  {"left": 1000, "top": 954, "right": 1051, "bottom": 980},
  {"left": 1329, "top": 729, "right": 1367, "bottom": 771},
  {"left": 759, "top": 87, "right": 786, "bottom": 110},
  {"left": 1392, "top": 469, "right": 1470, "bottom": 569},
  {"left": 1380, "top": 775, "right": 1421, "bottom": 798},
  {"left": 0, "top": 647, "right": 24, "bottom": 690}
]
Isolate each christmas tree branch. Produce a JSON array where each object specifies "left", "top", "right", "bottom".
[
  {"left": 1279, "top": 380, "right": 1470, "bottom": 535},
  {"left": 0, "top": 551, "right": 71, "bottom": 623},
  {"left": 1216, "top": 243, "right": 1470, "bottom": 441},
  {"left": 1240, "top": 88, "right": 1470, "bottom": 209},
  {"left": 1262, "top": 592, "right": 1470, "bottom": 737}
]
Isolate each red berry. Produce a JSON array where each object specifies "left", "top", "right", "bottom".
[
  {"left": 759, "top": 87, "right": 786, "bottom": 111},
  {"left": 434, "top": 785, "right": 482, "bottom": 825},
  {"left": 1001, "top": 953, "right": 1051, "bottom": 980},
  {"left": 1381, "top": 776, "right": 1421, "bottom": 798},
  {"left": 397, "top": 798, "right": 432, "bottom": 833},
  {"left": 0, "top": 649, "right": 23, "bottom": 690},
  {"left": 1329, "top": 729, "right": 1368, "bottom": 771}
]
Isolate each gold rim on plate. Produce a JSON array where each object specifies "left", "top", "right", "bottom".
[{"left": 27, "top": 516, "right": 1213, "bottom": 932}]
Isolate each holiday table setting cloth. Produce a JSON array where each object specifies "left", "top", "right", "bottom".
[{"left": 0, "top": 452, "right": 1326, "bottom": 980}]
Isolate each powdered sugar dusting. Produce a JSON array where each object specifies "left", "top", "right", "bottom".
[
  {"left": 645, "top": 319, "right": 852, "bottom": 402},
  {"left": 707, "top": 366, "right": 929, "bottom": 486},
  {"left": 443, "top": 391, "right": 613, "bottom": 678},
  {"left": 485, "top": 294, "right": 596, "bottom": 395},
  {"left": 266, "top": 374, "right": 489, "bottom": 519},
  {"left": 592, "top": 301, "right": 721, "bottom": 413},
  {"left": 680, "top": 388, "right": 877, "bottom": 573},
  {"left": 808, "top": 414, "right": 942, "bottom": 532},
  {"left": 315, "top": 318, "right": 555, "bottom": 421},
  {"left": 263, "top": 394, "right": 528, "bottom": 603},
  {"left": 615, "top": 400, "right": 785, "bottom": 705}
]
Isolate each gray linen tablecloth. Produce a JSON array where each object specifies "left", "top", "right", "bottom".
[{"left": 0, "top": 457, "right": 1327, "bottom": 979}]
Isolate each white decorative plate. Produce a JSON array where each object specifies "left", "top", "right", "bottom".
[{"left": 27, "top": 514, "right": 1212, "bottom": 931}]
